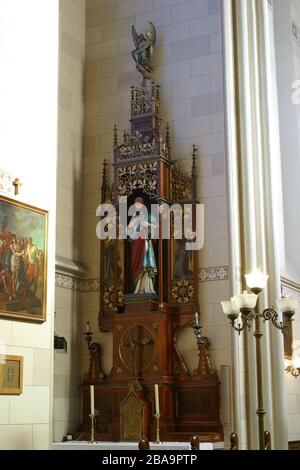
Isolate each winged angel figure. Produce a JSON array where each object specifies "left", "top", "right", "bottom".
[{"left": 131, "top": 22, "right": 156, "bottom": 79}]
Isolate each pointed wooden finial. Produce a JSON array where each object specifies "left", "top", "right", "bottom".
[
  {"left": 113, "top": 124, "right": 118, "bottom": 148},
  {"left": 130, "top": 85, "right": 135, "bottom": 102},
  {"left": 166, "top": 123, "right": 170, "bottom": 149},
  {"left": 130, "top": 86, "right": 135, "bottom": 114},
  {"left": 192, "top": 144, "right": 198, "bottom": 199},
  {"left": 101, "top": 159, "right": 108, "bottom": 202}
]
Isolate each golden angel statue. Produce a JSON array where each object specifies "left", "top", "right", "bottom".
[{"left": 131, "top": 22, "right": 156, "bottom": 79}]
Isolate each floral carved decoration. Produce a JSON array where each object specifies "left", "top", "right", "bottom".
[
  {"left": 116, "top": 131, "right": 155, "bottom": 160},
  {"left": 103, "top": 284, "right": 124, "bottom": 311},
  {"left": 171, "top": 163, "right": 193, "bottom": 201},
  {"left": 172, "top": 279, "right": 194, "bottom": 304},
  {"left": 117, "top": 162, "right": 158, "bottom": 199}
]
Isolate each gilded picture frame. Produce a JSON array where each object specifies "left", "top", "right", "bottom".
[
  {"left": 0, "top": 354, "right": 23, "bottom": 395},
  {"left": 0, "top": 195, "right": 48, "bottom": 323}
]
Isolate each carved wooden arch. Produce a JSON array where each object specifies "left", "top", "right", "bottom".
[{"left": 173, "top": 320, "right": 194, "bottom": 377}]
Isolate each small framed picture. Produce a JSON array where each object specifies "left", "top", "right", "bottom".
[
  {"left": 0, "top": 195, "right": 48, "bottom": 322},
  {"left": 0, "top": 355, "right": 23, "bottom": 395}
]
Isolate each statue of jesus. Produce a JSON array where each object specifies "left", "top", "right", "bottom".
[{"left": 127, "top": 197, "right": 157, "bottom": 294}]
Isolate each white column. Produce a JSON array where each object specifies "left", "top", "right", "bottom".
[
  {"left": 222, "top": 0, "right": 288, "bottom": 449},
  {"left": 255, "top": 0, "right": 288, "bottom": 450}
]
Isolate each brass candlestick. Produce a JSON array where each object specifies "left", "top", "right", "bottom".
[
  {"left": 89, "top": 414, "right": 96, "bottom": 444},
  {"left": 154, "top": 413, "right": 161, "bottom": 444},
  {"left": 193, "top": 317, "right": 213, "bottom": 376},
  {"left": 84, "top": 323, "right": 104, "bottom": 382}
]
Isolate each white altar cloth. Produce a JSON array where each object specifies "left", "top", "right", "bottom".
[{"left": 52, "top": 441, "right": 224, "bottom": 451}]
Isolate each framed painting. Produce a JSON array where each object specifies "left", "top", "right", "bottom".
[
  {"left": 0, "top": 354, "right": 23, "bottom": 395},
  {"left": 0, "top": 195, "right": 48, "bottom": 322}
]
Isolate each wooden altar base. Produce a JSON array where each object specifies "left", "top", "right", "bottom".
[{"left": 74, "top": 379, "right": 223, "bottom": 443}]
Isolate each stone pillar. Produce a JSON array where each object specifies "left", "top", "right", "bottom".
[{"left": 222, "top": 0, "right": 288, "bottom": 449}]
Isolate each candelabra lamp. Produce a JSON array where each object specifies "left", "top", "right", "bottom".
[
  {"left": 285, "top": 357, "right": 300, "bottom": 378},
  {"left": 221, "top": 271, "right": 298, "bottom": 450},
  {"left": 83, "top": 322, "right": 104, "bottom": 384},
  {"left": 193, "top": 312, "right": 214, "bottom": 376}
]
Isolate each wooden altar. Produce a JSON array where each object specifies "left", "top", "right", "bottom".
[{"left": 78, "top": 78, "right": 223, "bottom": 443}]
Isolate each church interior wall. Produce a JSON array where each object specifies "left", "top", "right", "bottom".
[
  {"left": 82, "top": 0, "right": 233, "bottom": 443},
  {"left": 53, "top": 0, "right": 86, "bottom": 443},
  {"left": 1, "top": 0, "right": 299, "bottom": 451},
  {"left": 0, "top": 0, "right": 59, "bottom": 450},
  {"left": 273, "top": 0, "right": 300, "bottom": 443}
]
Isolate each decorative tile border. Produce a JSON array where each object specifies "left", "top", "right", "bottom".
[
  {"left": 80, "top": 278, "right": 100, "bottom": 292},
  {"left": 199, "top": 266, "right": 228, "bottom": 282},
  {"left": 55, "top": 273, "right": 100, "bottom": 292},
  {"left": 0, "top": 169, "right": 15, "bottom": 196},
  {"left": 55, "top": 273, "right": 81, "bottom": 291},
  {"left": 56, "top": 266, "right": 229, "bottom": 292}
]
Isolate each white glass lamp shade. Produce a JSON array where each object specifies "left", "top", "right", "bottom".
[
  {"left": 245, "top": 271, "right": 269, "bottom": 290},
  {"left": 234, "top": 291, "right": 258, "bottom": 310},
  {"left": 221, "top": 299, "right": 239, "bottom": 317},
  {"left": 221, "top": 301, "right": 234, "bottom": 316},
  {"left": 277, "top": 296, "right": 298, "bottom": 313},
  {"left": 292, "top": 356, "right": 300, "bottom": 370}
]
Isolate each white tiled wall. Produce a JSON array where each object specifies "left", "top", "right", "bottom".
[
  {"left": 0, "top": 0, "right": 59, "bottom": 450},
  {"left": 54, "top": 0, "right": 85, "bottom": 443},
  {"left": 83, "top": 0, "right": 231, "bottom": 413}
]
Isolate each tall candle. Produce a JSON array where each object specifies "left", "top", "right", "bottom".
[
  {"left": 154, "top": 384, "right": 160, "bottom": 415},
  {"left": 90, "top": 385, "right": 95, "bottom": 416},
  {"left": 86, "top": 321, "right": 90, "bottom": 333},
  {"left": 195, "top": 312, "right": 199, "bottom": 326}
]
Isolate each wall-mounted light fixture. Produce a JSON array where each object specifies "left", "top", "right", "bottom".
[
  {"left": 285, "top": 357, "right": 300, "bottom": 378},
  {"left": 221, "top": 270, "right": 298, "bottom": 450}
]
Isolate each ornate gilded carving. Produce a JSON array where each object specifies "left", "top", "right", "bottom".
[
  {"left": 116, "top": 131, "right": 155, "bottom": 160},
  {"left": 171, "top": 162, "right": 193, "bottom": 201},
  {"left": 120, "top": 391, "right": 144, "bottom": 441},
  {"left": 131, "top": 85, "right": 152, "bottom": 116},
  {"left": 103, "top": 284, "right": 124, "bottom": 311},
  {"left": 117, "top": 162, "right": 158, "bottom": 199},
  {"left": 119, "top": 325, "right": 155, "bottom": 373},
  {"left": 172, "top": 279, "right": 194, "bottom": 304},
  {"left": 103, "top": 285, "right": 114, "bottom": 310}
]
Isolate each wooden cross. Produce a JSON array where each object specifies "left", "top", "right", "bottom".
[
  {"left": 121, "top": 325, "right": 153, "bottom": 378},
  {"left": 12, "top": 178, "right": 22, "bottom": 195}
]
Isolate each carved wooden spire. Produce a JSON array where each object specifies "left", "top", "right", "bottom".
[
  {"left": 155, "top": 84, "right": 160, "bottom": 114},
  {"left": 101, "top": 159, "right": 108, "bottom": 202},
  {"left": 130, "top": 86, "right": 135, "bottom": 115},
  {"left": 165, "top": 122, "right": 170, "bottom": 154},
  {"left": 113, "top": 124, "right": 118, "bottom": 148},
  {"left": 192, "top": 144, "right": 198, "bottom": 199}
]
